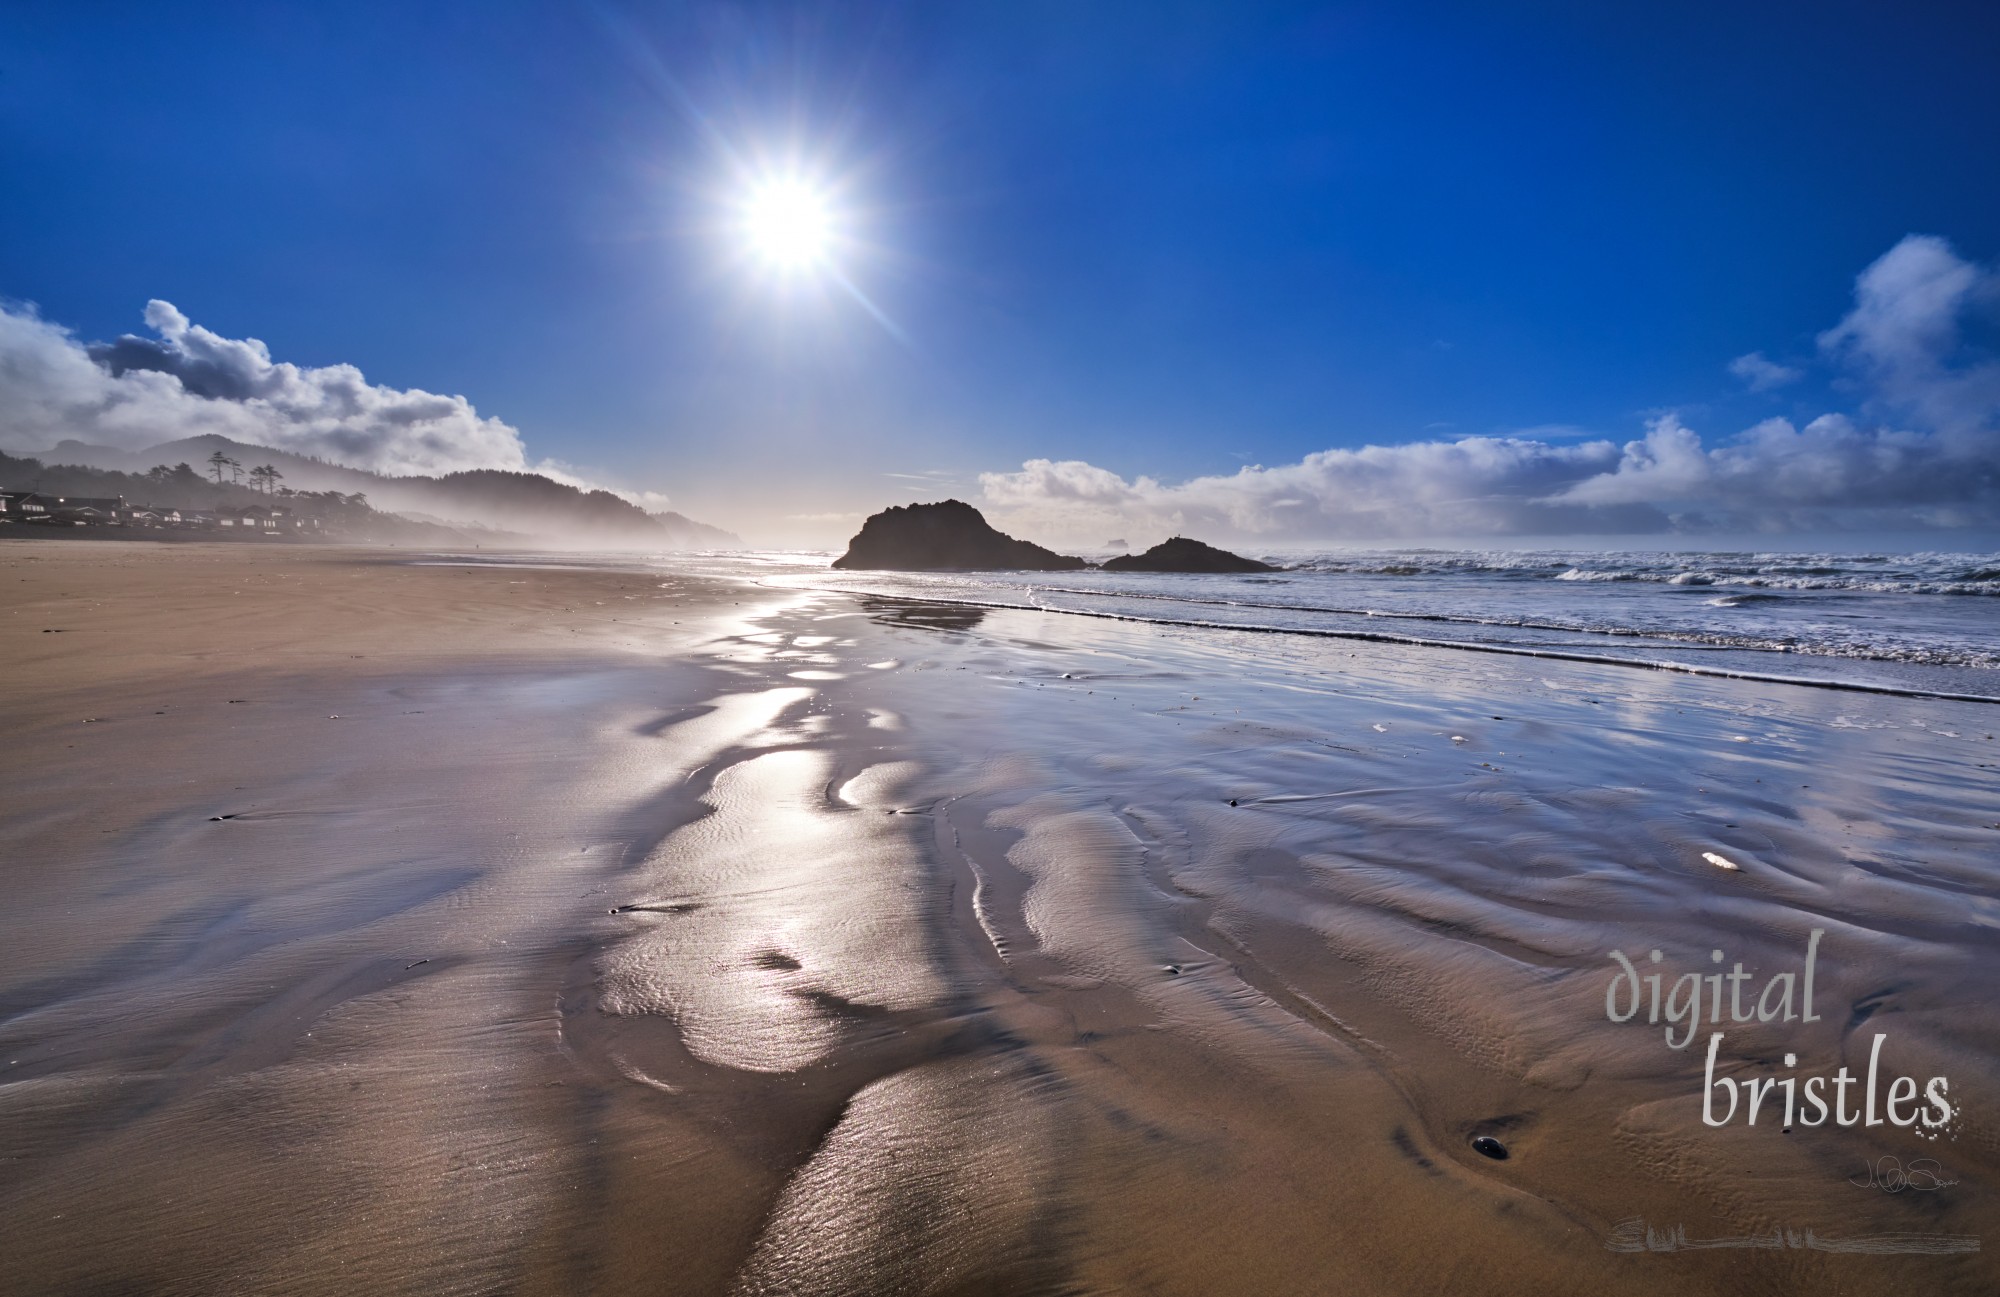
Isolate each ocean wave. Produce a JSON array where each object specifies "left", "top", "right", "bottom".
[
  {"left": 1706, "top": 593, "right": 1789, "bottom": 607},
  {"left": 1271, "top": 547, "right": 2000, "bottom": 595},
  {"left": 1537, "top": 567, "right": 1996, "bottom": 596},
  {"left": 708, "top": 545, "right": 2000, "bottom": 689},
  {"left": 781, "top": 576, "right": 2000, "bottom": 671},
  {"left": 775, "top": 578, "right": 2000, "bottom": 701}
]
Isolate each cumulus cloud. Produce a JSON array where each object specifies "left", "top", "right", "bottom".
[
  {"left": 982, "top": 440, "right": 1662, "bottom": 542},
  {"left": 1727, "top": 351, "right": 1802, "bottom": 391},
  {"left": 980, "top": 235, "right": 2000, "bottom": 542},
  {"left": 0, "top": 298, "right": 530, "bottom": 476},
  {"left": 1817, "top": 233, "right": 2000, "bottom": 443},
  {"left": 1547, "top": 412, "right": 1970, "bottom": 514}
]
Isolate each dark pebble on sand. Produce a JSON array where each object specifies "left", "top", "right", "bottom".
[{"left": 1471, "top": 1136, "right": 1508, "bottom": 1160}]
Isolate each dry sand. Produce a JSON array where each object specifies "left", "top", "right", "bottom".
[{"left": 2, "top": 539, "right": 1996, "bottom": 1295}]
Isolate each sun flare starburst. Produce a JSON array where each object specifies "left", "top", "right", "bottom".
[
  {"left": 741, "top": 178, "right": 835, "bottom": 270},
  {"left": 717, "top": 158, "right": 904, "bottom": 340}
]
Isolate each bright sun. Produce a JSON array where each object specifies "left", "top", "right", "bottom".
[{"left": 742, "top": 178, "right": 834, "bottom": 270}]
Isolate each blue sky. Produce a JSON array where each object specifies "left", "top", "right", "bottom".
[{"left": 3, "top": 2, "right": 1997, "bottom": 544}]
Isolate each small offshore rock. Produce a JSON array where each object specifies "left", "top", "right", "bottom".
[{"left": 1100, "top": 536, "right": 1276, "bottom": 574}]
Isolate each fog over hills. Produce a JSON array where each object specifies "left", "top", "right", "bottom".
[
  {"left": 0, "top": 299, "right": 740, "bottom": 549},
  {"left": 33, "top": 435, "right": 741, "bottom": 549}
]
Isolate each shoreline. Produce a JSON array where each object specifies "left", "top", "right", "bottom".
[
  {"left": 760, "top": 579, "right": 2000, "bottom": 705},
  {"left": 3, "top": 540, "right": 1995, "bottom": 1293}
]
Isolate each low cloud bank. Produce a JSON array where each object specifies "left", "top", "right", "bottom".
[
  {"left": 0, "top": 299, "right": 530, "bottom": 476},
  {"left": 981, "top": 235, "right": 2000, "bottom": 543}
]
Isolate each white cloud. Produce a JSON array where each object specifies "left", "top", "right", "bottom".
[
  {"left": 1818, "top": 233, "right": 2000, "bottom": 443},
  {"left": 980, "top": 235, "right": 2000, "bottom": 542},
  {"left": 979, "top": 439, "right": 1654, "bottom": 542},
  {"left": 0, "top": 299, "right": 530, "bottom": 476},
  {"left": 1727, "top": 351, "right": 1802, "bottom": 391},
  {"left": 1547, "top": 411, "right": 1959, "bottom": 514}
]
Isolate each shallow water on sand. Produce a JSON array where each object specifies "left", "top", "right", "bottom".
[
  {"left": 711, "top": 546, "right": 2000, "bottom": 700},
  {"left": 565, "top": 588, "right": 2000, "bottom": 1293},
  {"left": 6, "top": 546, "right": 1996, "bottom": 1293}
]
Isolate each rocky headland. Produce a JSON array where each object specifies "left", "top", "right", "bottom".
[
  {"left": 832, "top": 500, "right": 1088, "bottom": 571},
  {"left": 1100, "top": 536, "right": 1277, "bottom": 573}
]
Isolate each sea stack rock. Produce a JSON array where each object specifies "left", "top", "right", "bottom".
[
  {"left": 1100, "top": 536, "right": 1277, "bottom": 573},
  {"left": 832, "top": 500, "right": 1089, "bottom": 571}
]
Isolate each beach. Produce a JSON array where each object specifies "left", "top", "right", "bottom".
[{"left": 2, "top": 539, "right": 1996, "bottom": 1294}]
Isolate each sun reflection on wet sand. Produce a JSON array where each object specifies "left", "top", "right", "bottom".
[
  {"left": 564, "top": 589, "right": 2000, "bottom": 1294},
  {"left": 597, "top": 747, "right": 949, "bottom": 1074}
]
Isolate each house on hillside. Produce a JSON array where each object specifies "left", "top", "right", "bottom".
[
  {"left": 0, "top": 491, "right": 53, "bottom": 522},
  {"left": 45, "top": 495, "right": 131, "bottom": 526},
  {"left": 54, "top": 506, "right": 113, "bottom": 526},
  {"left": 218, "top": 504, "right": 302, "bottom": 533}
]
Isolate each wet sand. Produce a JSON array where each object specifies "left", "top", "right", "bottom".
[{"left": 2, "top": 541, "right": 1996, "bottom": 1294}]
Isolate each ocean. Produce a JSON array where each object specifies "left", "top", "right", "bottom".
[{"left": 682, "top": 546, "right": 2000, "bottom": 702}]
